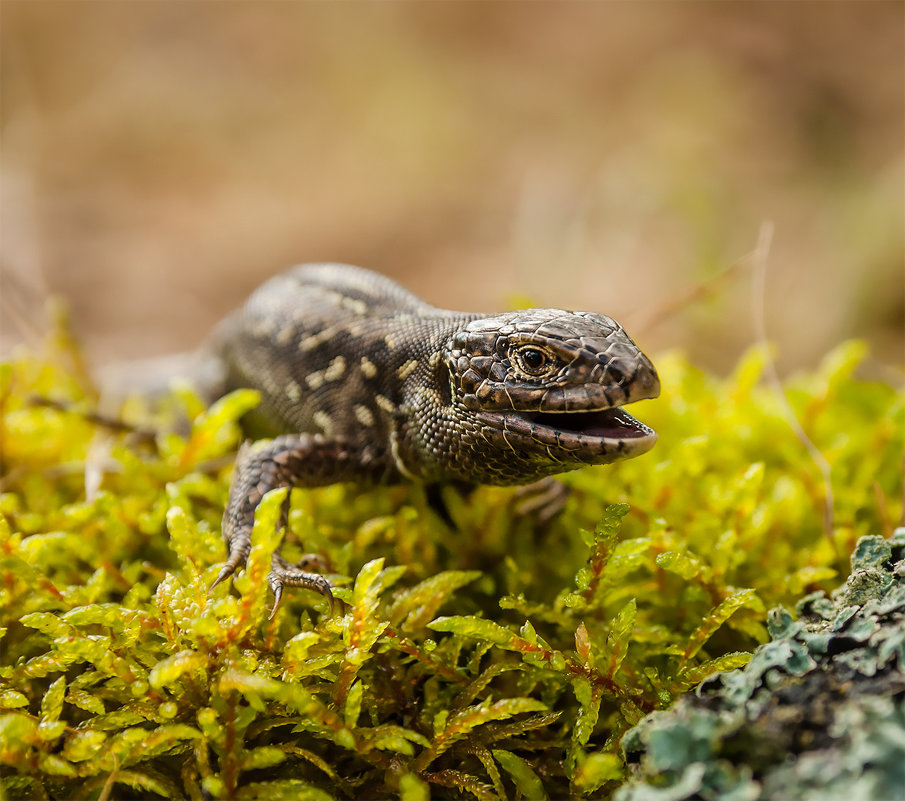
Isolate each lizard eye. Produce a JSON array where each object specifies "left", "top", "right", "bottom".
[{"left": 513, "top": 346, "right": 553, "bottom": 376}]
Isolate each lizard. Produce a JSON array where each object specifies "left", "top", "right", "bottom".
[{"left": 207, "top": 263, "right": 660, "bottom": 617}]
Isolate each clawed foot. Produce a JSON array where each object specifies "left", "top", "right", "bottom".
[
  {"left": 268, "top": 554, "right": 335, "bottom": 620},
  {"left": 209, "top": 552, "right": 336, "bottom": 620},
  {"left": 511, "top": 477, "right": 570, "bottom": 523}
]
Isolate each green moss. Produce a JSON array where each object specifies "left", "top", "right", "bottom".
[{"left": 0, "top": 334, "right": 902, "bottom": 800}]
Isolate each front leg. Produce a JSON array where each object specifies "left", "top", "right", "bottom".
[{"left": 210, "top": 433, "right": 363, "bottom": 618}]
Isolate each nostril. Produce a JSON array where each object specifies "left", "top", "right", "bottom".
[{"left": 605, "top": 362, "right": 626, "bottom": 385}]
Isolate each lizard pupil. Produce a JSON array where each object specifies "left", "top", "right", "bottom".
[{"left": 521, "top": 348, "right": 546, "bottom": 371}]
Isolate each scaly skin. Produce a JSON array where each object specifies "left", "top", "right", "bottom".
[{"left": 209, "top": 263, "right": 660, "bottom": 616}]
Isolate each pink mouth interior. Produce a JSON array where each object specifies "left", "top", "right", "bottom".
[{"left": 522, "top": 408, "right": 652, "bottom": 439}]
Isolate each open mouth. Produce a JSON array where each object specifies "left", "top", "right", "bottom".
[
  {"left": 474, "top": 404, "right": 656, "bottom": 461},
  {"left": 516, "top": 407, "right": 654, "bottom": 439}
]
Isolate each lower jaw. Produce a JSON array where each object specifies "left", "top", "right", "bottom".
[{"left": 474, "top": 408, "right": 658, "bottom": 462}]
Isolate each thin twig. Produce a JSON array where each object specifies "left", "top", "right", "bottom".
[
  {"left": 751, "top": 221, "right": 835, "bottom": 546},
  {"left": 900, "top": 451, "right": 905, "bottom": 528},
  {"left": 630, "top": 251, "right": 751, "bottom": 336},
  {"left": 27, "top": 395, "right": 158, "bottom": 444}
]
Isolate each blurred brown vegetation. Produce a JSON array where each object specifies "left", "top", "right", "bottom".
[{"left": 1, "top": 2, "right": 902, "bottom": 375}]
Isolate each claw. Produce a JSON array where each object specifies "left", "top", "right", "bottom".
[
  {"left": 269, "top": 580, "right": 284, "bottom": 621},
  {"left": 209, "top": 545, "right": 248, "bottom": 595},
  {"left": 209, "top": 564, "right": 234, "bottom": 595},
  {"left": 267, "top": 570, "right": 336, "bottom": 619},
  {"left": 318, "top": 581, "right": 336, "bottom": 617}
]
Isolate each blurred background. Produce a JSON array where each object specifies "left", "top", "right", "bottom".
[{"left": 1, "top": 2, "right": 903, "bottom": 376}]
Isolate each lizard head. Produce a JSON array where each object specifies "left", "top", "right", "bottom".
[{"left": 443, "top": 309, "right": 660, "bottom": 483}]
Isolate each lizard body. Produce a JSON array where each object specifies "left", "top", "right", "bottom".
[{"left": 210, "top": 263, "right": 660, "bottom": 615}]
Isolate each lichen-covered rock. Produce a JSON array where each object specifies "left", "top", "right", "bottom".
[{"left": 618, "top": 529, "right": 905, "bottom": 801}]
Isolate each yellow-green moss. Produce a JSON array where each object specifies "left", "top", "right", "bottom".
[{"left": 0, "top": 335, "right": 902, "bottom": 799}]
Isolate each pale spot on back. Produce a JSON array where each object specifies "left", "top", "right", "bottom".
[
  {"left": 312, "top": 410, "right": 335, "bottom": 436},
  {"left": 360, "top": 357, "right": 378, "bottom": 379},
  {"left": 340, "top": 296, "right": 368, "bottom": 315},
  {"left": 276, "top": 324, "right": 296, "bottom": 346},
  {"left": 324, "top": 355, "right": 346, "bottom": 382},
  {"left": 375, "top": 395, "right": 396, "bottom": 414},
  {"left": 354, "top": 404, "right": 376, "bottom": 427}
]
